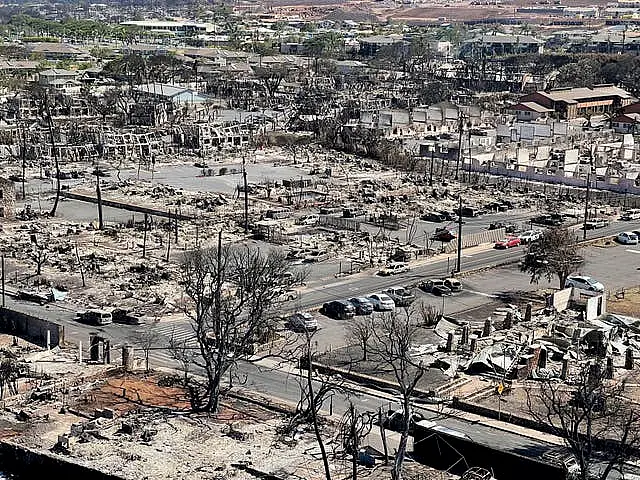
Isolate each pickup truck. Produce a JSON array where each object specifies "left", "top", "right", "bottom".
[
  {"left": 583, "top": 218, "right": 609, "bottom": 230},
  {"left": 382, "top": 286, "right": 416, "bottom": 307}
]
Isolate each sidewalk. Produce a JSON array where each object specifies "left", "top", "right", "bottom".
[{"left": 253, "top": 356, "right": 566, "bottom": 448}]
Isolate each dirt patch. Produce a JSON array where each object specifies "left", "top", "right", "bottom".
[
  {"left": 589, "top": 236, "right": 618, "bottom": 248},
  {"left": 607, "top": 285, "right": 640, "bottom": 317},
  {"left": 72, "top": 373, "right": 191, "bottom": 415}
]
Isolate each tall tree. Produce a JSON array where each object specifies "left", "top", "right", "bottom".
[
  {"left": 520, "top": 226, "right": 584, "bottom": 289},
  {"left": 369, "top": 310, "right": 428, "bottom": 480},
  {"left": 180, "top": 238, "right": 300, "bottom": 412}
]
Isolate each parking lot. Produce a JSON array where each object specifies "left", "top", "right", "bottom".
[{"left": 306, "top": 240, "right": 640, "bottom": 352}]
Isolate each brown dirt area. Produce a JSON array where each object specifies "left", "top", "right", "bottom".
[
  {"left": 607, "top": 285, "right": 640, "bottom": 318},
  {"left": 71, "top": 373, "right": 191, "bottom": 415}
]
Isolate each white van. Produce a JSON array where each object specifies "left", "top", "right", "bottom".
[{"left": 79, "top": 309, "right": 113, "bottom": 326}]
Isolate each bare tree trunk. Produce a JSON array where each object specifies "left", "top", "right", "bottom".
[
  {"left": 20, "top": 123, "right": 26, "bottom": 200},
  {"left": 392, "top": 398, "right": 411, "bottom": 480},
  {"left": 44, "top": 93, "right": 61, "bottom": 217},
  {"left": 306, "top": 345, "right": 332, "bottom": 480}
]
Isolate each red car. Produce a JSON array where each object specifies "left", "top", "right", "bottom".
[{"left": 494, "top": 236, "right": 521, "bottom": 249}]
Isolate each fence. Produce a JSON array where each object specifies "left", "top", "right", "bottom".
[
  {"left": 443, "top": 227, "right": 506, "bottom": 253},
  {"left": 0, "top": 307, "right": 64, "bottom": 348},
  {"left": 317, "top": 215, "right": 361, "bottom": 231}
]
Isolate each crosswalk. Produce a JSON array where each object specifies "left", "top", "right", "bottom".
[
  {"left": 129, "top": 321, "right": 200, "bottom": 368},
  {"left": 145, "top": 321, "right": 198, "bottom": 349}
]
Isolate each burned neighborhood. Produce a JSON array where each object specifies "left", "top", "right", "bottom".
[{"left": 0, "top": 1, "right": 639, "bottom": 479}]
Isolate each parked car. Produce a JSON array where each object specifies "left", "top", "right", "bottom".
[
  {"left": 432, "top": 228, "right": 456, "bottom": 242},
  {"left": 348, "top": 297, "right": 374, "bottom": 315},
  {"left": 288, "top": 312, "right": 318, "bottom": 332},
  {"left": 583, "top": 218, "right": 609, "bottom": 230},
  {"left": 439, "top": 210, "right": 457, "bottom": 221},
  {"left": 274, "top": 287, "right": 298, "bottom": 302},
  {"left": 617, "top": 232, "right": 639, "bottom": 245},
  {"left": 443, "top": 278, "right": 462, "bottom": 292},
  {"left": 488, "top": 222, "right": 516, "bottom": 233},
  {"left": 382, "top": 286, "right": 416, "bottom": 307},
  {"left": 383, "top": 409, "right": 425, "bottom": 434},
  {"left": 518, "top": 230, "right": 543, "bottom": 244},
  {"left": 77, "top": 309, "right": 113, "bottom": 326},
  {"left": 459, "top": 206, "right": 482, "bottom": 217},
  {"left": 368, "top": 293, "right": 395, "bottom": 311},
  {"left": 532, "top": 214, "right": 564, "bottom": 226},
  {"left": 485, "top": 201, "right": 509, "bottom": 212},
  {"left": 112, "top": 308, "right": 146, "bottom": 325},
  {"left": 417, "top": 279, "right": 452, "bottom": 296},
  {"left": 494, "top": 236, "right": 522, "bottom": 249},
  {"left": 17, "top": 289, "right": 51, "bottom": 305},
  {"left": 564, "top": 275, "right": 604, "bottom": 293},
  {"left": 620, "top": 209, "right": 640, "bottom": 221},
  {"left": 378, "top": 262, "right": 410, "bottom": 276},
  {"left": 322, "top": 300, "right": 356, "bottom": 319},
  {"left": 421, "top": 212, "right": 445, "bottom": 222}
]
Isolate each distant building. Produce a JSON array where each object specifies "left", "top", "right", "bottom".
[
  {"left": 133, "top": 83, "right": 209, "bottom": 106},
  {"left": 517, "top": 85, "right": 636, "bottom": 119},
  {"left": 39, "top": 69, "right": 82, "bottom": 94},
  {"left": 26, "top": 42, "right": 89, "bottom": 60},
  {"left": 460, "top": 34, "right": 544, "bottom": 58},
  {"left": 611, "top": 112, "right": 640, "bottom": 133},
  {"left": 120, "top": 20, "right": 215, "bottom": 35},
  {"left": 359, "top": 35, "right": 408, "bottom": 57},
  {"left": 507, "top": 102, "right": 554, "bottom": 122}
]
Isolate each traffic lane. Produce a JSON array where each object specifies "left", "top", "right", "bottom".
[
  {"left": 298, "top": 246, "right": 524, "bottom": 309},
  {"left": 3, "top": 297, "right": 143, "bottom": 353},
  {"left": 234, "top": 361, "right": 559, "bottom": 456}
]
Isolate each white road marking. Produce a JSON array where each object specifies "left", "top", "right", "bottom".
[
  {"left": 625, "top": 249, "right": 640, "bottom": 254},
  {"left": 465, "top": 289, "right": 499, "bottom": 298}
]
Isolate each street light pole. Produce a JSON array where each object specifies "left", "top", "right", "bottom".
[
  {"left": 583, "top": 170, "right": 591, "bottom": 241},
  {"left": 456, "top": 196, "right": 463, "bottom": 273}
]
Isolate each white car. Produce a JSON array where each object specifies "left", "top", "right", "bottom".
[
  {"left": 368, "top": 293, "right": 395, "bottom": 311},
  {"left": 620, "top": 209, "right": 640, "bottom": 221},
  {"left": 518, "top": 230, "right": 543, "bottom": 244},
  {"left": 288, "top": 312, "right": 318, "bottom": 332},
  {"left": 378, "top": 262, "right": 410, "bottom": 276},
  {"left": 564, "top": 275, "right": 604, "bottom": 293},
  {"left": 617, "top": 232, "right": 639, "bottom": 245}
]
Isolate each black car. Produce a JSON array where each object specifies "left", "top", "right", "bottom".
[
  {"left": 432, "top": 284, "right": 452, "bottom": 296},
  {"left": 383, "top": 409, "right": 425, "bottom": 434},
  {"left": 348, "top": 297, "right": 374, "bottom": 315},
  {"left": 421, "top": 212, "right": 445, "bottom": 222},
  {"left": 417, "top": 279, "right": 452, "bottom": 296},
  {"left": 322, "top": 300, "right": 356, "bottom": 319},
  {"left": 439, "top": 210, "right": 457, "bottom": 221},
  {"left": 531, "top": 214, "right": 564, "bottom": 226}
]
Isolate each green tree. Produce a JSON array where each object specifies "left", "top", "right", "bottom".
[{"left": 520, "top": 226, "right": 584, "bottom": 288}]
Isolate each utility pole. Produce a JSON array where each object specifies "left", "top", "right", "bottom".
[
  {"left": 456, "top": 196, "right": 463, "bottom": 273},
  {"left": 242, "top": 155, "right": 249, "bottom": 234},
  {"left": 166, "top": 222, "right": 171, "bottom": 262},
  {"left": 142, "top": 213, "right": 148, "bottom": 258},
  {"left": 583, "top": 170, "right": 591, "bottom": 241},
  {"left": 20, "top": 122, "right": 26, "bottom": 200},
  {"left": 455, "top": 116, "right": 463, "bottom": 181},
  {"left": 1, "top": 255, "right": 5, "bottom": 308},
  {"left": 429, "top": 149, "right": 434, "bottom": 186},
  {"left": 174, "top": 209, "right": 178, "bottom": 244},
  {"left": 467, "top": 125, "right": 473, "bottom": 183},
  {"left": 95, "top": 170, "right": 104, "bottom": 230}
]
